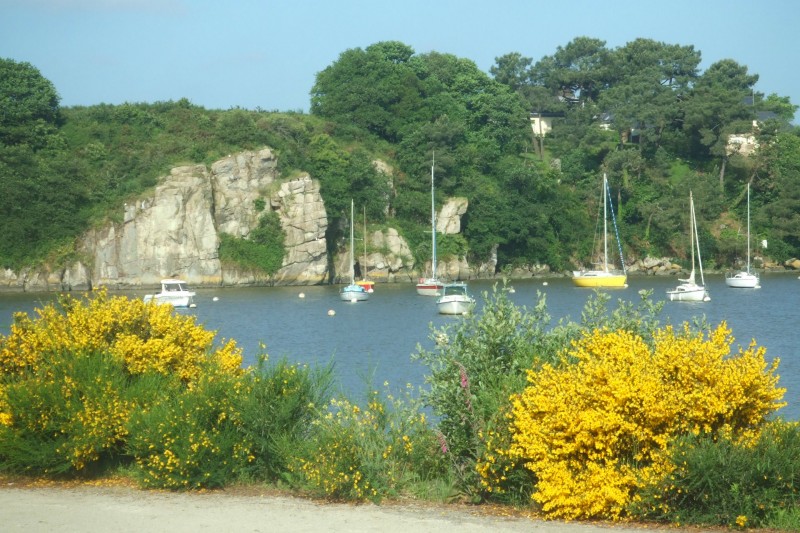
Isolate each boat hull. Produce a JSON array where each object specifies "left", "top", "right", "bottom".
[
  {"left": 571, "top": 271, "right": 627, "bottom": 288},
  {"left": 340, "top": 285, "right": 370, "bottom": 302},
  {"left": 416, "top": 278, "right": 444, "bottom": 296},
  {"left": 436, "top": 295, "right": 475, "bottom": 315},
  {"left": 436, "top": 282, "right": 475, "bottom": 315},
  {"left": 725, "top": 271, "right": 760, "bottom": 288},
  {"left": 666, "top": 283, "right": 710, "bottom": 302},
  {"left": 144, "top": 293, "right": 195, "bottom": 307}
]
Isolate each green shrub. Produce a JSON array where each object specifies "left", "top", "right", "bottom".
[
  {"left": 218, "top": 211, "right": 286, "bottom": 275},
  {"left": 125, "top": 361, "right": 251, "bottom": 489},
  {"left": 0, "top": 350, "right": 133, "bottom": 476},
  {"left": 501, "top": 323, "right": 783, "bottom": 521},
  {"left": 633, "top": 420, "right": 800, "bottom": 530},
  {"left": 0, "top": 291, "right": 245, "bottom": 484},
  {"left": 288, "top": 383, "right": 446, "bottom": 501},
  {"left": 413, "top": 284, "right": 559, "bottom": 501},
  {"left": 237, "top": 354, "right": 334, "bottom": 482}
]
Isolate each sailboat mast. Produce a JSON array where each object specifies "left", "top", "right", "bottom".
[
  {"left": 363, "top": 205, "right": 368, "bottom": 281},
  {"left": 349, "top": 200, "right": 355, "bottom": 284},
  {"left": 689, "top": 191, "right": 696, "bottom": 280},
  {"left": 746, "top": 183, "right": 751, "bottom": 274},
  {"left": 431, "top": 153, "right": 437, "bottom": 279},
  {"left": 692, "top": 192, "right": 706, "bottom": 286},
  {"left": 603, "top": 174, "right": 609, "bottom": 273}
]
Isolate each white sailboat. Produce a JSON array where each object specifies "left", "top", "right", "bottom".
[
  {"left": 340, "top": 200, "right": 370, "bottom": 302},
  {"left": 725, "top": 183, "right": 760, "bottom": 288},
  {"left": 572, "top": 173, "right": 627, "bottom": 288},
  {"left": 416, "top": 155, "right": 445, "bottom": 296},
  {"left": 356, "top": 205, "right": 375, "bottom": 293},
  {"left": 667, "top": 191, "right": 710, "bottom": 302}
]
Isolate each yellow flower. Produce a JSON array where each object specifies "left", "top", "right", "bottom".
[{"left": 498, "top": 323, "right": 784, "bottom": 520}]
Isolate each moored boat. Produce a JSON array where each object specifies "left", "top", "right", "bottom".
[
  {"left": 340, "top": 200, "right": 370, "bottom": 302},
  {"left": 143, "top": 279, "right": 196, "bottom": 308},
  {"left": 667, "top": 191, "right": 710, "bottom": 302},
  {"left": 416, "top": 277, "right": 444, "bottom": 296},
  {"left": 436, "top": 282, "right": 475, "bottom": 315},
  {"left": 725, "top": 183, "right": 760, "bottom": 289},
  {"left": 572, "top": 173, "right": 627, "bottom": 288},
  {"left": 357, "top": 206, "right": 375, "bottom": 293},
  {"left": 416, "top": 154, "right": 444, "bottom": 296},
  {"left": 356, "top": 280, "right": 375, "bottom": 293}
]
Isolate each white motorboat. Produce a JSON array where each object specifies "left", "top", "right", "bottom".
[
  {"left": 436, "top": 282, "right": 475, "bottom": 315},
  {"left": 144, "top": 279, "right": 196, "bottom": 308}
]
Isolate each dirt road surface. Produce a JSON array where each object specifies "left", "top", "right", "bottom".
[{"left": 0, "top": 483, "right": 702, "bottom": 532}]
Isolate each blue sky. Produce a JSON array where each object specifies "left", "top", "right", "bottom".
[{"left": 2, "top": 0, "right": 799, "bottom": 119}]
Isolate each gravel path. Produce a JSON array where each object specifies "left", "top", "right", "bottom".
[{"left": 0, "top": 483, "right": 709, "bottom": 532}]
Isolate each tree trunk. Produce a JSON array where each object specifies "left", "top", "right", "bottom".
[
  {"left": 539, "top": 135, "right": 545, "bottom": 161},
  {"left": 719, "top": 156, "right": 727, "bottom": 190}
]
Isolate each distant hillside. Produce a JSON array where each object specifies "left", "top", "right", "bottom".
[{"left": 2, "top": 40, "right": 800, "bottom": 276}]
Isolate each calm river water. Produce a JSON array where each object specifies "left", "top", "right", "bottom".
[{"left": 2, "top": 273, "right": 799, "bottom": 420}]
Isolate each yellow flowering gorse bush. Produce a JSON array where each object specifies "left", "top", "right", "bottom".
[
  {"left": 489, "top": 322, "right": 784, "bottom": 521},
  {"left": 291, "top": 385, "right": 437, "bottom": 501},
  {"left": 126, "top": 369, "right": 254, "bottom": 489},
  {"left": 0, "top": 290, "right": 244, "bottom": 476},
  {"left": 0, "top": 289, "right": 241, "bottom": 384},
  {"left": 293, "top": 396, "right": 384, "bottom": 500}
]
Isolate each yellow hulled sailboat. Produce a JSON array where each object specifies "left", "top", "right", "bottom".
[{"left": 572, "top": 173, "right": 627, "bottom": 288}]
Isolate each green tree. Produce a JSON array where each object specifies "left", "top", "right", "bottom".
[
  {"left": 0, "top": 59, "right": 87, "bottom": 268},
  {"left": 531, "top": 37, "right": 611, "bottom": 103},
  {"left": 489, "top": 52, "right": 533, "bottom": 93},
  {"left": 599, "top": 39, "right": 700, "bottom": 154},
  {"left": 305, "top": 134, "right": 389, "bottom": 221},
  {"left": 756, "top": 132, "right": 800, "bottom": 259},
  {"left": 683, "top": 59, "right": 758, "bottom": 187},
  {"left": 0, "top": 58, "right": 61, "bottom": 148},
  {"left": 310, "top": 41, "right": 422, "bottom": 142},
  {"left": 759, "top": 93, "right": 797, "bottom": 123}
]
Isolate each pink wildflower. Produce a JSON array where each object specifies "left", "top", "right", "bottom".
[
  {"left": 436, "top": 431, "right": 449, "bottom": 454},
  {"left": 457, "top": 362, "right": 473, "bottom": 413}
]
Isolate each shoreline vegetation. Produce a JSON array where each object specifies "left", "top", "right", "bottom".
[
  {"left": 1, "top": 263, "right": 799, "bottom": 294},
  {"left": 1, "top": 286, "right": 798, "bottom": 530},
  {"left": 4, "top": 42, "right": 800, "bottom": 315}
]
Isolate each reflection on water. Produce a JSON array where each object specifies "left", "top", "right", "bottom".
[{"left": 1, "top": 273, "right": 798, "bottom": 419}]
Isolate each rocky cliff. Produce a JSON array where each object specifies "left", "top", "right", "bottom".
[
  {"left": 0, "top": 149, "right": 329, "bottom": 291},
  {"left": 0, "top": 148, "right": 475, "bottom": 292}
]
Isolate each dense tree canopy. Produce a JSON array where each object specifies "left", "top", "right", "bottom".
[
  {"left": 0, "top": 59, "right": 81, "bottom": 267},
  {"left": 0, "top": 59, "right": 61, "bottom": 148},
  {"left": 1, "top": 37, "right": 799, "bottom": 275},
  {"left": 493, "top": 37, "right": 798, "bottom": 267}
]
